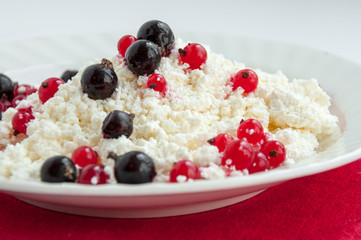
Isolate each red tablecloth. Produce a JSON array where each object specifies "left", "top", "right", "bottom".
[{"left": 1, "top": 159, "right": 361, "bottom": 240}]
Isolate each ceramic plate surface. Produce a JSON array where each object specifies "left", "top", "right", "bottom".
[{"left": 0, "top": 33, "right": 361, "bottom": 218}]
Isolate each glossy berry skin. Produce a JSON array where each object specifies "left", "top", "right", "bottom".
[
  {"left": 222, "top": 139, "right": 253, "bottom": 170},
  {"left": 117, "top": 35, "right": 137, "bottom": 57},
  {"left": 147, "top": 73, "right": 167, "bottom": 93},
  {"left": 261, "top": 140, "right": 286, "bottom": 168},
  {"left": 11, "top": 108, "right": 35, "bottom": 134},
  {"left": 60, "top": 70, "right": 78, "bottom": 82},
  {"left": 207, "top": 133, "right": 234, "bottom": 152},
  {"left": 125, "top": 40, "right": 161, "bottom": 76},
  {"left": 71, "top": 146, "right": 98, "bottom": 168},
  {"left": 38, "top": 77, "right": 65, "bottom": 103},
  {"left": 77, "top": 164, "right": 109, "bottom": 185},
  {"left": 237, "top": 119, "right": 265, "bottom": 145},
  {"left": 170, "top": 160, "right": 201, "bottom": 183},
  {"left": 113, "top": 151, "right": 156, "bottom": 184},
  {"left": 248, "top": 151, "right": 270, "bottom": 174},
  {"left": 231, "top": 69, "right": 258, "bottom": 93},
  {"left": 102, "top": 110, "right": 134, "bottom": 139},
  {"left": 178, "top": 43, "right": 207, "bottom": 70},
  {"left": 40, "top": 155, "right": 77, "bottom": 183},
  {"left": 14, "top": 84, "right": 37, "bottom": 97},
  {"left": 0, "top": 73, "right": 15, "bottom": 101},
  {"left": 81, "top": 59, "right": 118, "bottom": 100},
  {"left": 137, "top": 20, "right": 175, "bottom": 56}
]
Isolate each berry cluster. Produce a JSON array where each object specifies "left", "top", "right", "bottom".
[
  {"left": 0, "top": 73, "right": 37, "bottom": 121},
  {"left": 41, "top": 107, "right": 158, "bottom": 185},
  {"left": 214, "top": 119, "right": 286, "bottom": 173},
  {"left": 41, "top": 146, "right": 110, "bottom": 184},
  {"left": 1, "top": 71, "right": 72, "bottom": 143},
  {"left": 118, "top": 20, "right": 174, "bottom": 76},
  {"left": 117, "top": 21, "right": 209, "bottom": 96},
  {"left": 170, "top": 119, "right": 286, "bottom": 183},
  {"left": 1, "top": 71, "right": 75, "bottom": 136},
  {"left": 11, "top": 76, "right": 65, "bottom": 135},
  {"left": 41, "top": 147, "right": 157, "bottom": 185},
  {"left": 116, "top": 21, "right": 174, "bottom": 96}
]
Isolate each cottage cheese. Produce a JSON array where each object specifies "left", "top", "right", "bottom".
[{"left": 0, "top": 38, "right": 339, "bottom": 182}]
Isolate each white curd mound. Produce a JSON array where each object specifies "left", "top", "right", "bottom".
[{"left": 0, "top": 38, "right": 339, "bottom": 182}]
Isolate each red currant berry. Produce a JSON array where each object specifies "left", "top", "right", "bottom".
[
  {"left": 237, "top": 119, "right": 265, "bottom": 145},
  {"left": 222, "top": 139, "right": 253, "bottom": 170},
  {"left": 231, "top": 69, "right": 258, "bottom": 93},
  {"left": 17, "top": 106, "right": 32, "bottom": 113},
  {"left": 261, "top": 140, "right": 286, "bottom": 168},
  {"left": 77, "top": 164, "right": 110, "bottom": 185},
  {"left": 170, "top": 160, "right": 201, "bottom": 182},
  {"left": 11, "top": 95, "right": 27, "bottom": 108},
  {"left": 14, "top": 84, "right": 37, "bottom": 97},
  {"left": 71, "top": 146, "right": 98, "bottom": 168},
  {"left": 12, "top": 108, "right": 35, "bottom": 134},
  {"left": 207, "top": 133, "right": 234, "bottom": 152},
  {"left": 0, "top": 99, "right": 11, "bottom": 111},
  {"left": 248, "top": 151, "right": 270, "bottom": 174},
  {"left": 38, "top": 77, "right": 65, "bottom": 103},
  {"left": 146, "top": 73, "right": 167, "bottom": 93},
  {"left": 178, "top": 43, "right": 207, "bottom": 70},
  {"left": 117, "top": 35, "right": 137, "bottom": 57}
]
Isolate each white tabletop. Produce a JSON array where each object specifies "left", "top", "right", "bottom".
[{"left": 1, "top": 0, "right": 360, "bottom": 65}]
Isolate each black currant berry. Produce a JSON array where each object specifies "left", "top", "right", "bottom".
[
  {"left": 40, "top": 155, "right": 77, "bottom": 183},
  {"left": 61, "top": 70, "right": 78, "bottom": 82},
  {"left": 125, "top": 40, "right": 161, "bottom": 76},
  {"left": 0, "top": 73, "right": 15, "bottom": 101},
  {"left": 102, "top": 110, "right": 134, "bottom": 139},
  {"left": 137, "top": 20, "right": 175, "bottom": 56},
  {"left": 110, "top": 151, "right": 156, "bottom": 184},
  {"left": 81, "top": 59, "right": 118, "bottom": 100}
]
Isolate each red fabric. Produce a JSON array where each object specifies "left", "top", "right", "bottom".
[{"left": 1, "top": 160, "right": 361, "bottom": 240}]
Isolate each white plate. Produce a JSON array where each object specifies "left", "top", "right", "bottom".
[{"left": 0, "top": 33, "right": 361, "bottom": 218}]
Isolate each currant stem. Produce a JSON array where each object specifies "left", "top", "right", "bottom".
[
  {"left": 269, "top": 150, "right": 278, "bottom": 158},
  {"left": 107, "top": 152, "right": 118, "bottom": 160},
  {"left": 100, "top": 58, "right": 114, "bottom": 70},
  {"left": 241, "top": 71, "right": 249, "bottom": 78},
  {"left": 178, "top": 48, "right": 186, "bottom": 56},
  {"left": 207, "top": 138, "right": 215, "bottom": 145},
  {"left": 41, "top": 82, "right": 48, "bottom": 88}
]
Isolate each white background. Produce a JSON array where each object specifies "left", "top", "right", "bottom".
[{"left": 0, "top": 0, "right": 360, "bottom": 64}]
